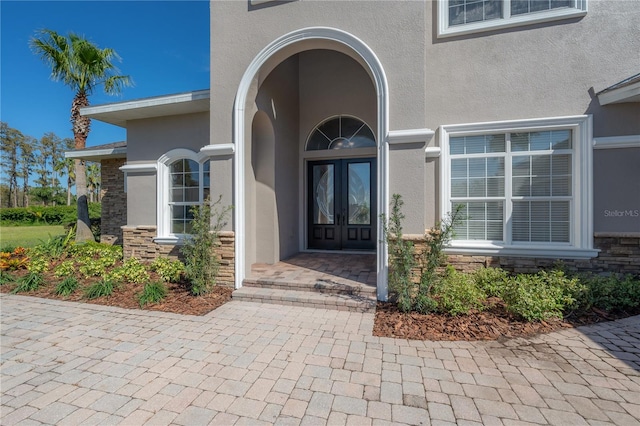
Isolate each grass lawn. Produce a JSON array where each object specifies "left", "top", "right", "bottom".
[{"left": 0, "top": 225, "right": 66, "bottom": 249}]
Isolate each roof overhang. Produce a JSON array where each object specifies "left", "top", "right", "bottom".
[
  {"left": 65, "top": 143, "right": 127, "bottom": 162},
  {"left": 80, "top": 89, "right": 210, "bottom": 127},
  {"left": 597, "top": 74, "right": 640, "bottom": 106}
]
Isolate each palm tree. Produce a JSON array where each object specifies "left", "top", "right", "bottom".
[
  {"left": 30, "top": 29, "right": 132, "bottom": 241},
  {"left": 86, "top": 163, "right": 101, "bottom": 203}
]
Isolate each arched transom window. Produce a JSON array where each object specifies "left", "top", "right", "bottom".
[{"left": 306, "top": 116, "right": 375, "bottom": 151}]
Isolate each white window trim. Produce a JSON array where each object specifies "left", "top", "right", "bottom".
[
  {"left": 437, "top": 0, "right": 588, "bottom": 38},
  {"left": 440, "top": 115, "right": 597, "bottom": 259},
  {"left": 155, "top": 148, "right": 210, "bottom": 244}
]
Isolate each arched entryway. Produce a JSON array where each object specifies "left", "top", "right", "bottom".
[{"left": 233, "top": 27, "right": 390, "bottom": 301}]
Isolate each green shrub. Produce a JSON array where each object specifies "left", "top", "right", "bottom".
[
  {"left": 11, "top": 272, "right": 44, "bottom": 293},
  {"left": 382, "top": 194, "right": 417, "bottom": 313},
  {"left": 433, "top": 266, "right": 485, "bottom": 315},
  {"left": 579, "top": 273, "right": 640, "bottom": 313},
  {"left": 138, "top": 281, "right": 168, "bottom": 307},
  {"left": 0, "top": 204, "right": 101, "bottom": 226},
  {"left": 73, "top": 242, "right": 122, "bottom": 278},
  {"left": 502, "top": 270, "right": 579, "bottom": 321},
  {"left": 151, "top": 257, "right": 185, "bottom": 283},
  {"left": 107, "top": 257, "right": 149, "bottom": 284},
  {"left": 474, "top": 267, "right": 509, "bottom": 298},
  {"left": 181, "top": 196, "right": 231, "bottom": 296},
  {"left": 53, "top": 260, "right": 76, "bottom": 278},
  {"left": 54, "top": 276, "right": 78, "bottom": 296},
  {"left": 26, "top": 255, "right": 49, "bottom": 274},
  {"left": 84, "top": 279, "right": 116, "bottom": 299}
]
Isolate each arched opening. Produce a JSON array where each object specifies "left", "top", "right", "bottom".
[{"left": 234, "top": 27, "right": 390, "bottom": 301}]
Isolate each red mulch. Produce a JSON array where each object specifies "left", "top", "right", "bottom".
[
  {"left": 3, "top": 266, "right": 637, "bottom": 340},
  {"left": 1, "top": 268, "right": 232, "bottom": 316},
  {"left": 373, "top": 297, "right": 639, "bottom": 341}
]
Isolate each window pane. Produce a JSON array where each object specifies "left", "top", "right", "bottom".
[
  {"left": 452, "top": 159, "right": 467, "bottom": 178},
  {"left": 486, "top": 177, "right": 504, "bottom": 197},
  {"left": 511, "top": 133, "right": 529, "bottom": 152},
  {"left": 452, "top": 201, "right": 503, "bottom": 241},
  {"left": 171, "top": 188, "right": 184, "bottom": 203},
  {"left": 513, "top": 201, "right": 569, "bottom": 243},
  {"left": 468, "top": 178, "right": 487, "bottom": 197},
  {"left": 512, "top": 176, "right": 531, "bottom": 196},
  {"left": 468, "top": 158, "right": 486, "bottom": 177},
  {"left": 185, "top": 187, "right": 199, "bottom": 202},
  {"left": 450, "top": 138, "right": 465, "bottom": 154},
  {"left": 451, "top": 179, "right": 468, "bottom": 197},
  {"left": 450, "top": 0, "right": 502, "bottom": 26},
  {"left": 551, "top": 130, "right": 571, "bottom": 149},
  {"left": 511, "top": 0, "right": 573, "bottom": 15}
]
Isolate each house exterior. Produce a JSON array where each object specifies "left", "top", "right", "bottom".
[{"left": 73, "top": 0, "right": 640, "bottom": 301}]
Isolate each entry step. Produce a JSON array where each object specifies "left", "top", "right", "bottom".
[
  {"left": 232, "top": 286, "right": 376, "bottom": 312},
  {"left": 242, "top": 277, "right": 376, "bottom": 296}
]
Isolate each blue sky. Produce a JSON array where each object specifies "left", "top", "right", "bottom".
[{"left": 1, "top": 0, "right": 210, "bottom": 147}]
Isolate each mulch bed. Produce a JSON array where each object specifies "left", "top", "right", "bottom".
[
  {"left": 373, "top": 298, "right": 639, "bottom": 341},
  {"left": 1, "top": 268, "right": 232, "bottom": 316},
  {"left": 4, "top": 268, "right": 636, "bottom": 341}
]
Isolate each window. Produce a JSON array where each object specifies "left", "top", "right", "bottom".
[
  {"left": 439, "top": 0, "right": 587, "bottom": 37},
  {"left": 306, "top": 116, "right": 375, "bottom": 151},
  {"left": 440, "top": 116, "right": 596, "bottom": 258},
  {"left": 156, "top": 149, "right": 210, "bottom": 243}
]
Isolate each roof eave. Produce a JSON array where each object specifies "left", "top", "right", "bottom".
[
  {"left": 597, "top": 81, "right": 640, "bottom": 106},
  {"left": 65, "top": 147, "right": 127, "bottom": 162},
  {"left": 80, "top": 89, "right": 210, "bottom": 127}
]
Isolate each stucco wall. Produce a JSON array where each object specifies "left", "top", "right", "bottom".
[
  {"left": 124, "top": 112, "right": 210, "bottom": 227},
  {"left": 127, "top": 112, "right": 209, "bottom": 162},
  {"left": 210, "top": 0, "right": 639, "bottom": 237}
]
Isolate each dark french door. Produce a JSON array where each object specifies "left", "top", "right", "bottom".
[{"left": 308, "top": 158, "right": 376, "bottom": 250}]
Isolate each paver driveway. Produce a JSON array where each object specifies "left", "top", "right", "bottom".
[{"left": 1, "top": 294, "right": 639, "bottom": 425}]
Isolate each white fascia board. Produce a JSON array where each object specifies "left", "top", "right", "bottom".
[
  {"left": 64, "top": 147, "right": 127, "bottom": 160},
  {"left": 80, "top": 90, "right": 210, "bottom": 127},
  {"left": 597, "top": 81, "right": 640, "bottom": 105}
]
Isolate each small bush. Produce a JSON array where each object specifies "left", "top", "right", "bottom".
[
  {"left": 26, "top": 255, "right": 49, "bottom": 274},
  {"left": 84, "top": 279, "right": 116, "bottom": 299},
  {"left": 433, "top": 266, "right": 485, "bottom": 316},
  {"left": 181, "top": 196, "right": 231, "bottom": 296},
  {"left": 150, "top": 257, "right": 184, "bottom": 283},
  {"left": 579, "top": 273, "right": 640, "bottom": 313},
  {"left": 106, "top": 258, "right": 149, "bottom": 284},
  {"left": 11, "top": 272, "right": 44, "bottom": 294},
  {"left": 138, "top": 281, "right": 168, "bottom": 307},
  {"left": 53, "top": 260, "right": 76, "bottom": 278},
  {"left": 474, "top": 267, "right": 509, "bottom": 298},
  {"left": 502, "top": 270, "right": 579, "bottom": 321},
  {"left": 55, "top": 276, "right": 78, "bottom": 296}
]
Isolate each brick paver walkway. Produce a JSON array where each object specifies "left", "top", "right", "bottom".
[{"left": 1, "top": 294, "right": 639, "bottom": 425}]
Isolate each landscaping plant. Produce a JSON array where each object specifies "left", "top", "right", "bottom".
[
  {"left": 433, "top": 266, "right": 485, "bottom": 316},
  {"left": 181, "top": 196, "right": 231, "bottom": 295},
  {"left": 138, "top": 281, "right": 168, "bottom": 307},
  {"left": 150, "top": 257, "right": 185, "bottom": 283},
  {"left": 11, "top": 272, "right": 44, "bottom": 294},
  {"left": 84, "top": 279, "right": 116, "bottom": 299},
  {"left": 54, "top": 276, "right": 78, "bottom": 296}
]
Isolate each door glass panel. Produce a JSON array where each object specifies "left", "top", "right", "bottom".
[
  {"left": 348, "top": 162, "right": 371, "bottom": 225},
  {"left": 313, "top": 164, "right": 334, "bottom": 224}
]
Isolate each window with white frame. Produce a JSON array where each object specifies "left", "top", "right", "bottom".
[
  {"left": 440, "top": 116, "right": 596, "bottom": 258},
  {"left": 438, "top": 0, "right": 587, "bottom": 37},
  {"left": 156, "top": 149, "right": 210, "bottom": 243}
]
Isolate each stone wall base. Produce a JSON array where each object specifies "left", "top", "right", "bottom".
[
  {"left": 410, "top": 234, "right": 640, "bottom": 276},
  {"left": 122, "top": 226, "right": 235, "bottom": 287}
]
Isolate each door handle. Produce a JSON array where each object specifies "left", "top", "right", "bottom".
[
  {"left": 335, "top": 213, "right": 340, "bottom": 226},
  {"left": 342, "top": 209, "right": 347, "bottom": 225}
]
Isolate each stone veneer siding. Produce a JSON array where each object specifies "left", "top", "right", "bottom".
[
  {"left": 100, "top": 158, "right": 127, "bottom": 245},
  {"left": 406, "top": 233, "right": 640, "bottom": 275},
  {"left": 122, "top": 226, "right": 235, "bottom": 287}
]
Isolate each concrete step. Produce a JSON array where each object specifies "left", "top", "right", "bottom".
[
  {"left": 242, "top": 277, "right": 376, "bottom": 296},
  {"left": 232, "top": 286, "right": 376, "bottom": 312}
]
